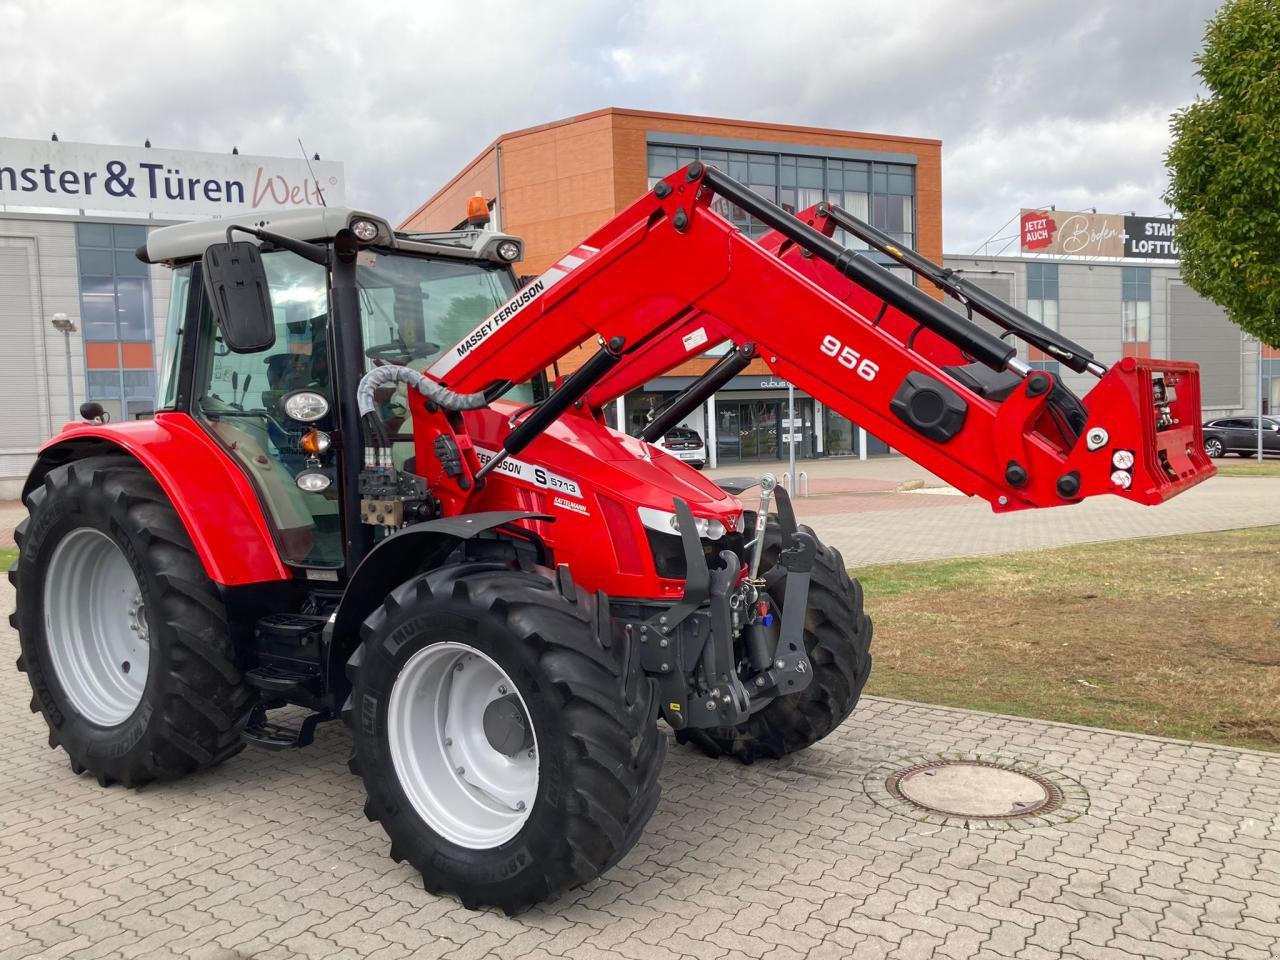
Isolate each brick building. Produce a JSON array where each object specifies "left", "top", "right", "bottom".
[{"left": 402, "top": 108, "right": 942, "bottom": 466}]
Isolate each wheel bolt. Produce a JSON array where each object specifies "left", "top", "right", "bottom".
[
  {"left": 498, "top": 685, "right": 507, "bottom": 695},
  {"left": 516, "top": 801, "right": 526, "bottom": 811},
  {"left": 444, "top": 737, "right": 453, "bottom": 747},
  {"left": 456, "top": 766, "right": 465, "bottom": 775},
  {"left": 527, "top": 750, "right": 535, "bottom": 759}
]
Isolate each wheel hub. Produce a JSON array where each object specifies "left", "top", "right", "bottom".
[
  {"left": 42, "top": 527, "right": 150, "bottom": 726},
  {"left": 387, "top": 642, "right": 539, "bottom": 849}
]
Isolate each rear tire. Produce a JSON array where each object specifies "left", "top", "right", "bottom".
[
  {"left": 1204, "top": 438, "right": 1224, "bottom": 458},
  {"left": 346, "top": 564, "right": 665, "bottom": 914},
  {"left": 12, "top": 456, "right": 253, "bottom": 787},
  {"left": 677, "top": 520, "right": 872, "bottom": 763}
]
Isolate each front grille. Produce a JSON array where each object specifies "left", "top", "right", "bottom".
[{"left": 646, "top": 530, "right": 746, "bottom": 580}]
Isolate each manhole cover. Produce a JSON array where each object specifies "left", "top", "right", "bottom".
[
  {"left": 887, "top": 759, "right": 1061, "bottom": 819},
  {"left": 864, "top": 753, "right": 1089, "bottom": 830}
]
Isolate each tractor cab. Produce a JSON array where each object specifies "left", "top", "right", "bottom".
[{"left": 140, "top": 208, "right": 532, "bottom": 571}]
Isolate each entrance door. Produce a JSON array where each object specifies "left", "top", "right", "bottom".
[
  {"left": 716, "top": 403, "right": 741, "bottom": 462},
  {"left": 740, "top": 400, "right": 780, "bottom": 461}
]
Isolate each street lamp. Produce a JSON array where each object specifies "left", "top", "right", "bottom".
[{"left": 50, "top": 313, "right": 77, "bottom": 423}]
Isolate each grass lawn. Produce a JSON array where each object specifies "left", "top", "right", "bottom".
[
  {"left": 858, "top": 526, "right": 1280, "bottom": 752},
  {"left": 0, "top": 548, "right": 14, "bottom": 572},
  {"left": 1214, "top": 459, "right": 1280, "bottom": 477}
]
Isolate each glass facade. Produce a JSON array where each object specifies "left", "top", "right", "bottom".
[
  {"left": 1122, "top": 265, "right": 1152, "bottom": 345},
  {"left": 75, "top": 222, "right": 155, "bottom": 420},
  {"left": 646, "top": 143, "right": 915, "bottom": 249},
  {"left": 1025, "top": 262, "right": 1059, "bottom": 330},
  {"left": 1025, "top": 262, "right": 1061, "bottom": 373}
]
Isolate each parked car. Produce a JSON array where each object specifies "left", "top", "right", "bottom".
[
  {"left": 653, "top": 425, "right": 706, "bottom": 468},
  {"left": 1202, "top": 416, "right": 1280, "bottom": 458}
]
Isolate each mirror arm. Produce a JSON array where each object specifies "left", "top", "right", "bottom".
[{"left": 226, "top": 224, "right": 330, "bottom": 267}]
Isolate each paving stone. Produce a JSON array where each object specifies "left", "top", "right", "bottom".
[{"left": 2, "top": 562, "right": 1279, "bottom": 960}]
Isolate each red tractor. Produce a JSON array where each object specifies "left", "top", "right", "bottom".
[{"left": 11, "top": 163, "right": 1213, "bottom": 913}]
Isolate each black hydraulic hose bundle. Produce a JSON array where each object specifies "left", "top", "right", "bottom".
[{"left": 694, "top": 165, "right": 1026, "bottom": 376}]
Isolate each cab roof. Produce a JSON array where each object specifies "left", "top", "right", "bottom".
[{"left": 138, "top": 206, "right": 523, "bottom": 266}]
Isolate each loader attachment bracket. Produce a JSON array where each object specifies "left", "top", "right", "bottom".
[{"left": 752, "top": 529, "right": 816, "bottom": 699}]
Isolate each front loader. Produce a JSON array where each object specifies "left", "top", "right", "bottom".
[{"left": 11, "top": 164, "right": 1213, "bottom": 913}]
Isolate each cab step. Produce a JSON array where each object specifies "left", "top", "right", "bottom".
[
  {"left": 245, "top": 663, "right": 322, "bottom": 697},
  {"left": 241, "top": 705, "right": 331, "bottom": 751}
]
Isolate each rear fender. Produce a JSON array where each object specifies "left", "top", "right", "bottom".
[
  {"left": 325, "top": 511, "right": 550, "bottom": 695},
  {"left": 26, "top": 413, "right": 290, "bottom": 585}
]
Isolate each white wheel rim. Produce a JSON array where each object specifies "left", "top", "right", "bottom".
[
  {"left": 387, "top": 641, "right": 539, "bottom": 849},
  {"left": 42, "top": 527, "right": 150, "bottom": 726}
]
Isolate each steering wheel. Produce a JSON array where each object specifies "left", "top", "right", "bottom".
[{"left": 364, "top": 339, "right": 440, "bottom": 365}]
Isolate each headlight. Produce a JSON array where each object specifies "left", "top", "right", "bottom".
[
  {"left": 496, "top": 240, "right": 521, "bottom": 262},
  {"left": 351, "top": 218, "right": 381, "bottom": 243},
  {"left": 296, "top": 471, "right": 331, "bottom": 493},
  {"left": 637, "top": 505, "right": 727, "bottom": 540},
  {"left": 282, "top": 390, "right": 329, "bottom": 423}
]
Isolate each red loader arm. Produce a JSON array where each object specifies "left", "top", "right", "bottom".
[{"left": 425, "top": 163, "right": 1214, "bottom": 512}]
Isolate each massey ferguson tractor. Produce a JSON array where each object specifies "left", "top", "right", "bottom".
[{"left": 11, "top": 162, "right": 1213, "bottom": 913}]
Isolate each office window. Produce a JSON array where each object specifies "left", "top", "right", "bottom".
[
  {"left": 76, "top": 223, "right": 152, "bottom": 342},
  {"left": 76, "top": 222, "right": 154, "bottom": 420},
  {"left": 1122, "top": 266, "right": 1151, "bottom": 343},
  {"left": 646, "top": 143, "right": 915, "bottom": 248},
  {"left": 1026, "top": 262, "right": 1059, "bottom": 331}
]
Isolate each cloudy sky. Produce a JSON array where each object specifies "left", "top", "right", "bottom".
[{"left": 1, "top": 0, "right": 1221, "bottom": 253}]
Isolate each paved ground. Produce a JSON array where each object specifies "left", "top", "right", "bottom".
[
  {"left": 2, "top": 581, "right": 1278, "bottom": 959},
  {"left": 708, "top": 457, "right": 1280, "bottom": 565},
  {"left": 4, "top": 461, "right": 1279, "bottom": 958}
]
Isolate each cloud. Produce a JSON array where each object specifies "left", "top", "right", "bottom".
[{"left": 0, "top": 0, "right": 1221, "bottom": 252}]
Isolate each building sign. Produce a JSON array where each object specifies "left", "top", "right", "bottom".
[
  {"left": 1019, "top": 208, "right": 1179, "bottom": 260},
  {"left": 1123, "top": 215, "right": 1179, "bottom": 259},
  {"left": 0, "top": 137, "right": 344, "bottom": 216},
  {"left": 1020, "top": 210, "right": 1056, "bottom": 250}
]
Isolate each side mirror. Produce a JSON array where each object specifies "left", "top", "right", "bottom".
[{"left": 202, "top": 241, "right": 276, "bottom": 353}]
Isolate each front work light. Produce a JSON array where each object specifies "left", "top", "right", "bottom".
[
  {"left": 496, "top": 240, "right": 521, "bottom": 262},
  {"left": 282, "top": 390, "right": 330, "bottom": 423},
  {"left": 351, "top": 218, "right": 380, "bottom": 243}
]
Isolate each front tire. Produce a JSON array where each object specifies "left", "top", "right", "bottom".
[
  {"left": 1204, "top": 437, "right": 1225, "bottom": 458},
  {"left": 677, "top": 521, "right": 872, "bottom": 763},
  {"left": 12, "top": 456, "right": 253, "bottom": 787},
  {"left": 346, "top": 564, "right": 665, "bottom": 914}
]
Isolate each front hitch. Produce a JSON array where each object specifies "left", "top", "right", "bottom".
[
  {"left": 625, "top": 489, "right": 817, "bottom": 731},
  {"left": 751, "top": 527, "right": 816, "bottom": 698}
]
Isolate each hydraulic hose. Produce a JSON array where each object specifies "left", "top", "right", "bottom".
[{"left": 355, "top": 364, "right": 488, "bottom": 420}]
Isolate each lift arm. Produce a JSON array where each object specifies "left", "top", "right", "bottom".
[{"left": 425, "top": 163, "right": 1214, "bottom": 512}]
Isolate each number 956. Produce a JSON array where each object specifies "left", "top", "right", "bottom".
[{"left": 820, "top": 335, "right": 879, "bottom": 381}]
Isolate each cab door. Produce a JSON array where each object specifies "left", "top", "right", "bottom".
[{"left": 190, "top": 251, "right": 343, "bottom": 568}]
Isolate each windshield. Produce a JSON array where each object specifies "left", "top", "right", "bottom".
[
  {"left": 356, "top": 251, "right": 517, "bottom": 380},
  {"left": 355, "top": 251, "right": 527, "bottom": 461}
]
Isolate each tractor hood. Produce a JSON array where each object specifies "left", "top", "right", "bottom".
[{"left": 468, "top": 403, "right": 738, "bottom": 522}]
